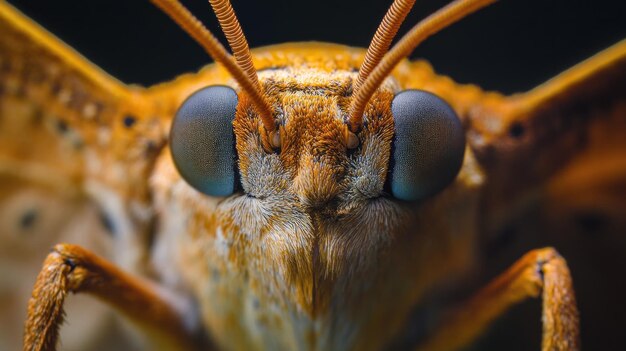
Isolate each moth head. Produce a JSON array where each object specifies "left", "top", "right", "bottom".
[{"left": 156, "top": 0, "right": 494, "bottom": 201}]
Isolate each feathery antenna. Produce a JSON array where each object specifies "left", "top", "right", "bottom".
[
  {"left": 151, "top": 0, "right": 276, "bottom": 134},
  {"left": 349, "top": 0, "right": 497, "bottom": 132}
]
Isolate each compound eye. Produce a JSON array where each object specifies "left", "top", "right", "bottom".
[
  {"left": 170, "top": 85, "right": 238, "bottom": 197},
  {"left": 389, "top": 90, "right": 465, "bottom": 201}
]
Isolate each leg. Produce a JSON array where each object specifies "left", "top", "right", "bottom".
[
  {"left": 24, "top": 243, "right": 199, "bottom": 351},
  {"left": 416, "top": 247, "right": 580, "bottom": 351}
]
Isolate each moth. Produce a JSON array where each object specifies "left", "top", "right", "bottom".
[{"left": 1, "top": 0, "right": 625, "bottom": 350}]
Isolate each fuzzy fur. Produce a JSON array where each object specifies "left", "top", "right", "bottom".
[{"left": 151, "top": 47, "right": 484, "bottom": 350}]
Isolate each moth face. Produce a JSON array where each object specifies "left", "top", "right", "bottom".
[
  {"left": 236, "top": 80, "right": 393, "bottom": 209},
  {"left": 170, "top": 73, "right": 465, "bottom": 206},
  {"left": 164, "top": 65, "right": 475, "bottom": 324}
]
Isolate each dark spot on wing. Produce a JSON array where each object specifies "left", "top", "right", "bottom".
[
  {"left": 55, "top": 119, "right": 69, "bottom": 134},
  {"left": 508, "top": 121, "right": 525, "bottom": 139},
  {"left": 123, "top": 115, "right": 137, "bottom": 128},
  {"left": 19, "top": 209, "right": 38, "bottom": 230},
  {"left": 98, "top": 210, "right": 116, "bottom": 236}
]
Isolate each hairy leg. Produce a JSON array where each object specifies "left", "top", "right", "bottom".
[
  {"left": 416, "top": 247, "right": 580, "bottom": 351},
  {"left": 24, "top": 243, "right": 200, "bottom": 351}
]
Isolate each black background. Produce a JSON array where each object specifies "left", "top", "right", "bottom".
[
  {"left": 6, "top": 0, "right": 626, "bottom": 350},
  {"left": 7, "top": 0, "right": 626, "bottom": 94}
]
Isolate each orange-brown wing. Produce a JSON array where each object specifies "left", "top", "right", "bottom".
[
  {"left": 395, "top": 40, "right": 625, "bottom": 349},
  {"left": 465, "top": 40, "right": 626, "bottom": 235},
  {"left": 464, "top": 40, "right": 626, "bottom": 350},
  {"left": 0, "top": 2, "right": 171, "bottom": 350},
  {"left": 0, "top": 1, "right": 169, "bottom": 202}
]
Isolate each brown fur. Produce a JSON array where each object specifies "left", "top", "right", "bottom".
[{"left": 151, "top": 47, "right": 485, "bottom": 350}]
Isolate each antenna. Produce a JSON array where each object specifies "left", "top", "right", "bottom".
[
  {"left": 349, "top": 0, "right": 497, "bottom": 133},
  {"left": 151, "top": 0, "right": 276, "bottom": 135},
  {"left": 354, "top": 0, "right": 416, "bottom": 91},
  {"left": 208, "top": 0, "right": 261, "bottom": 90}
]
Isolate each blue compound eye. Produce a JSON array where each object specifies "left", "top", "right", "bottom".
[
  {"left": 389, "top": 90, "right": 465, "bottom": 202},
  {"left": 170, "top": 85, "right": 239, "bottom": 197}
]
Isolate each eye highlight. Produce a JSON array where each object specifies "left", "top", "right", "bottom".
[
  {"left": 389, "top": 90, "right": 465, "bottom": 201},
  {"left": 170, "top": 85, "right": 239, "bottom": 197}
]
